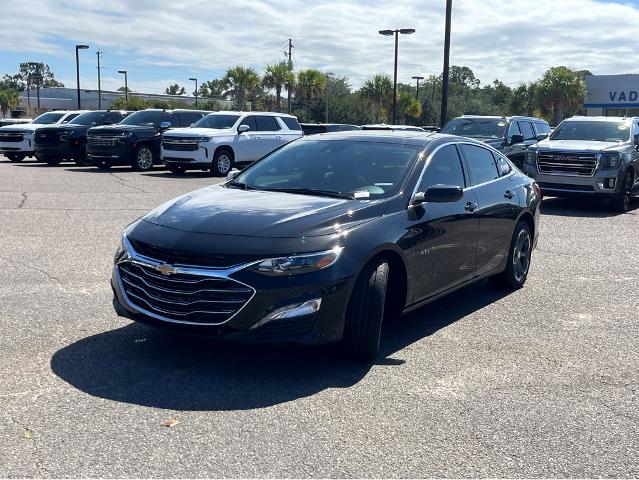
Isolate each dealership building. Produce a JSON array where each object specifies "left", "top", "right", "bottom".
[{"left": 585, "top": 74, "right": 639, "bottom": 117}]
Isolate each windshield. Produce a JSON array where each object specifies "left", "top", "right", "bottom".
[
  {"left": 550, "top": 120, "right": 631, "bottom": 142},
  {"left": 32, "top": 112, "right": 65, "bottom": 125},
  {"left": 442, "top": 118, "right": 508, "bottom": 139},
  {"left": 193, "top": 114, "right": 240, "bottom": 129},
  {"left": 120, "top": 110, "right": 164, "bottom": 127},
  {"left": 69, "top": 111, "right": 109, "bottom": 125},
  {"left": 232, "top": 139, "right": 421, "bottom": 199}
]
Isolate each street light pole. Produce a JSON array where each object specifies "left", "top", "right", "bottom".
[
  {"left": 118, "top": 70, "right": 128, "bottom": 107},
  {"left": 189, "top": 77, "right": 198, "bottom": 107},
  {"left": 27, "top": 62, "right": 41, "bottom": 112},
  {"left": 379, "top": 28, "right": 415, "bottom": 125},
  {"left": 440, "top": 0, "right": 453, "bottom": 127},
  {"left": 412, "top": 75, "right": 424, "bottom": 100},
  {"left": 75, "top": 44, "right": 89, "bottom": 109},
  {"left": 97, "top": 51, "right": 102, "bottom": 110}
]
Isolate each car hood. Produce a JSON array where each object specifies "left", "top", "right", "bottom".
[
  {"left": 35, "top": 124, "right": 89, "bottom": 132},
  {"left": 164, "top": 127, "right": 234, "bottom": 137},
  {"left": 535, "top": 139, "right": 627, "bottom": 152},
  {"left": 0, "top": 124, "right": 46, "bottom": 133},
  {"left": 88, "top": 124, "right": 155, "bottom": 135},
  {"left": 142, "top": 184, "right": 386, "bottom": 238}
]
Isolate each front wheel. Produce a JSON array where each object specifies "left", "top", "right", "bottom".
[
  {"left": 613, "top": 170, "right": 634, "bottom": 213},
  {"left": 342, "top": 259, "right": 389, "bottom": 362},
  {"left": 133, "top": 145, "right": 154, "bottom": 171},
  {"left": 491, "top": 221, "right": 532, "bottom": 290},
  {"left": 211, "top": 149, "right": 233, "bottom": 177},
  {"left": 6, "top": 153, "right": 25, "bottom": 162}
]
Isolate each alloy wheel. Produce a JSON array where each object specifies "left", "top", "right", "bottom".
[
  {"left": 217, "top": 154, "right": 231, "bottom": 174},
  {"left": 512, "top": 228, "right": 531, "bottom": 282},
  {"left": 137, "top": 148, "right": 153, "bottom": 170}
]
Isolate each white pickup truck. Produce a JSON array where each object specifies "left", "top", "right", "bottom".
[
  {"left": 160, "top": 111, "right": 303, "bottom": 175},
  {"left": 0, "top": 110, "right": 87, "bottom": 162}
]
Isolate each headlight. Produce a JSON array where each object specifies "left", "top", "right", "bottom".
[
  {"left": 601, "top": 153, "right": 621, "bottom": 169},
  {"left": 192, "top": 136, "right": 214, "bottom": 142},
  {"left": 524, "top": 150, "right": 536, "bottom": 166},
  {"left": 114, "top": 220, "right": 139, "bottom": 263},
  {"left": 249, "top": 247, "right": 343, "bottom": 276}
]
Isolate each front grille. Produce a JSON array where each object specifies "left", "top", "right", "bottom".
[
  {"left": 537, "top": 152, "right": 598, "bottom": 176},
  {"left": 129, "top": 239, "right": 260, "bottom": 268},
  {"left": 162, "top": 137, "right": 199, "bottom": 151},
  {"left": 88, "top": 135, "right": 119, "bottom": 147},
  {"left": 0, "top": 132, "right": 24, "bottom": 142},
  {"left": 34, "top": 131, "right": 61, "bottom": 145},
  {"left": 118, "top": 262, "right": 254, "bottom": 324},
  {"left": 538, "top": 182, "right": 594, "bottom": 192}
]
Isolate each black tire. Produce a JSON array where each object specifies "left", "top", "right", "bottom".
[
  {"left": 74, "top": 144, "right": 92, "bottom": 167},
  {"left": 613, "top": 170, "right": 633, "bottom": 213},
  {"left": 491, "top": 221, "right": 532, "bottom": 290},
  {"left": 167, "top": 164, "right": 186, "bottom": 174},
  {"left": 342, "top": 259, "right": 389, "bottom": 361},
  {"left": 44, "top": 155, "right": 62, "bottom": 166},
  {"left": 96, "top": 160, "right": 111, "bottom": 170},
  {"left": 6, "top": 153, "right": 25, "bottom": 162},
  {"left": 211, "top": 149, "right": 233, "bottom": 177},
  {"left": 132, "top": 145, "right": 155, "bottom": 171}
]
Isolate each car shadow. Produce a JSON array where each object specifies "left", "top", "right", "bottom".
[
  {"left": 540, "top": 196, "right": 637, "bottom": 218},
  {"left": 62, "top": 167, "right": 162, "bottom": 173},
  {"left": 50, "top": 280, "right": 511, "bottom": 411},
  {"left": 141, "top": 171, "right": 214, "bottom": 179}
]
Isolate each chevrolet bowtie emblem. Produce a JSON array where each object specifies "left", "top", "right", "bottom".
[{"left": 156, "top": 263, "right": 178, "bottom": 276}]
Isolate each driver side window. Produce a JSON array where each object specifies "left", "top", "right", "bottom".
[
  {"left": 419, "top": 144, "right": 466, "bottom": 192},
  {"left": 241, "top": 116, "right": 257, "bottom": 131}
]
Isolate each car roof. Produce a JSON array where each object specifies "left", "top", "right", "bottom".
[
  {"left": 295, "top": 130, "right": 484, "bottom": 147},
  {"left": 564, "top": 115, "right": 639, "bottom": 122},
  {"left": 459, "top": 115, "right": 547, "bottom": 122},
  {"left": 207, "top": 111, "right": 297, "bottom": 118}
]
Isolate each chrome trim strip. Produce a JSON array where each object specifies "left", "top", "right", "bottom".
[{"left": 115, "top": 236, "right": 258, "bottom": 326}]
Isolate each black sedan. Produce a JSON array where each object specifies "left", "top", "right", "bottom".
[{"left": 111, "top": 132, "right": 540, "bottom": 360}]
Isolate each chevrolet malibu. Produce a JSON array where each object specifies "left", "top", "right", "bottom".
[{"left": 112, "top": 132, "right": 540, "bottom": 360}]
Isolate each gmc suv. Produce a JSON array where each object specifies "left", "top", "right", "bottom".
[
  {"left": 86, "top": 109, "right": 207, "bottom": 171},
  {"left": 161, "top": 111, "right": 303, "bottom": 175},
  {"left": 0, "top": 110, "right": 87, "bottom": 162},
  {"left": 441, "top": 115, "right": 551, "bottom": 168},
  {"left": 34, "top": 110, "right": 131, "bottom": 166},
  {"left": 523, "top": 116, "right": 639, "bottom": 212}
]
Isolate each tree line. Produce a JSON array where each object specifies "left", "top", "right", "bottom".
[{"left": 1, "top": 61, "right": 588, "bottom": 126}]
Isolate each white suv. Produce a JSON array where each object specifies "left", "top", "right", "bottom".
[
  {"left": 0, "top": 110, "right": 88, "bottom": 162},
  {"left": 160, "top": 111, "right": 303, "bottom": 175}
]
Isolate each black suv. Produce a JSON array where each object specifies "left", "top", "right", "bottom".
[
  {"left": 86, "top": 109, "right": 206, "bottom": 171},
  {"left": 300, "top": 123, "right": 360, "bottom": 135},
  {"left": 441, "top": 116, "right": 551, "bottom": 168},
  {"left": 34, "top": 110, "right": 131, "bottom": 166}
]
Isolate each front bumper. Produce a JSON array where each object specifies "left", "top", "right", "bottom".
[
  {"left": 0, "top": 136, "right": 34, "bottom": 155},
  {"left": 111, "top": 240, "right": 353, "bottom": 345},
  {"left": 522, "top": 164, "right": 624, "bottom": 197},
  {"left": 161, "top": 145, "right": 210, "bottom": 167},
  {"left": 34, "top": 139, "right": 77, "bottom": 158},
  {"left": 87, "top": 143, "right": 133, "bottom": 165}
]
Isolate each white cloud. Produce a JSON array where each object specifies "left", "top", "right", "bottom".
[{"left": 1, "top": 0, "right": 639, "bottom": 90}]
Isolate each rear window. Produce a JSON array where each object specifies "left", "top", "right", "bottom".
[{"left": 281, "top": 116, "right": 301, "bottom": 131}]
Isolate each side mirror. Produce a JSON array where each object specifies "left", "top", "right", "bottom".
[
  {"left": 159, "top": 121, "right": 172, "bottom": 130},
  {"left": 536, "top": 133, "right": 549, "bottom": 141},
  {"left": 509, "top": 134, "right": 524, "bottom": 145},
  {"left": 237, "top": 124, "right": 250, "bottom": 134},
  {"left": 411, "top": 185, "right": 463, "bottom": 206},
  {"left": 227, "top": 168, "right": 241, "bottom": 181}
]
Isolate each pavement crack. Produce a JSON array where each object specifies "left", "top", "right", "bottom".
[
  {"left": 17, "top": 192, "right": 27, "bottom": 209},
  {"left": 109, "top": 172, "right": 147, "bottom": 193},
  {"left": 0, "top": 255, "right": 61, "bottom": 283}
]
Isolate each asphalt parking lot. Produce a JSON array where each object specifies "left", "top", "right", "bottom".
[{"left": 1, "top": 156, "right": 638, "bottom": 478}]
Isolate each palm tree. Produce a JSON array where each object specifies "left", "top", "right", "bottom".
[
  {"left": 535, "top": 67, "right": 584, "bottom": 125},
  {"left": 295, "top": 69, "right": 326, "bottom": 122},
  {"left": 262, "top": 63, "right": 295, "bottom": 112},
  {"left": 360, "top": 75, "right": 392, "bottom": 123},
  {"left": 0, "top": 89, "right": 20, "bottom": 118},
  {"left": 222, "top": 66, "right": 260, "bottom": 111},
  {"left": 397, "top": 91, "right": 422, "bottom": 124}
]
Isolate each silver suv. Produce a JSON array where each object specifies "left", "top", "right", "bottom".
[{"left": 523, "top": 116, "right": 639, "bottom": 212}]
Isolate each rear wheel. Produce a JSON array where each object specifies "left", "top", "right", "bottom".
[
  {"left": 491, "top": 221, "right": 532, "bottom": 290},
  {"left": 613, "top": 170, "right": 633, "bottom": 213},
  {"left": 211, "top": 149, "right": 233, "bottom": 177},
  {"left": 167, "top": 164, "right": 186, "bottom": 174},
  {"left": 342, "top": 259, "right": 389, "bottom": 362},
  {"left": 6, "top": 153, "right": 25, "bottom": 162},
  {"left": 133, "top": 145, "right": 154, "bottom": 171}
]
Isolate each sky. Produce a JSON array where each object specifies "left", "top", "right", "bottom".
[{"left": 1, "top": 0, "right": 639, "bottom": 95}]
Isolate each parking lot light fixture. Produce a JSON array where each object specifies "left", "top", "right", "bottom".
[
  {"left": 75, "top": 44, "right": 89, "bottom": 109},
  {"left": 118, "top": 70, "right": 128, "bottom": 107},
  {"left": 379, "top": 28, "right": 415, "bottom": 124},
  {"left": 189, "top": 77, "right": 198, "bottom": 107},
  {"left": 412, "top": 75, "right": 425, "bottom": 99}
]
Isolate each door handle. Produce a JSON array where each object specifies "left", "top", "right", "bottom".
[
  {"left": 464, "top": 201, "right": 478, "bottom": 212},
  {"left": 276, "top": 135, "right": 282, "bottom": 140},
  {"left": 504, "top": 190, "right": 515, "bottom": 199}
]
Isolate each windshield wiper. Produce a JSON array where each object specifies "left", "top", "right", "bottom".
[
  {"left": 262, "top": 187, "right": 354, "bottom": 200},
  {"left": 226, "top": 180, "right": 258, "bottom": 190}
]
